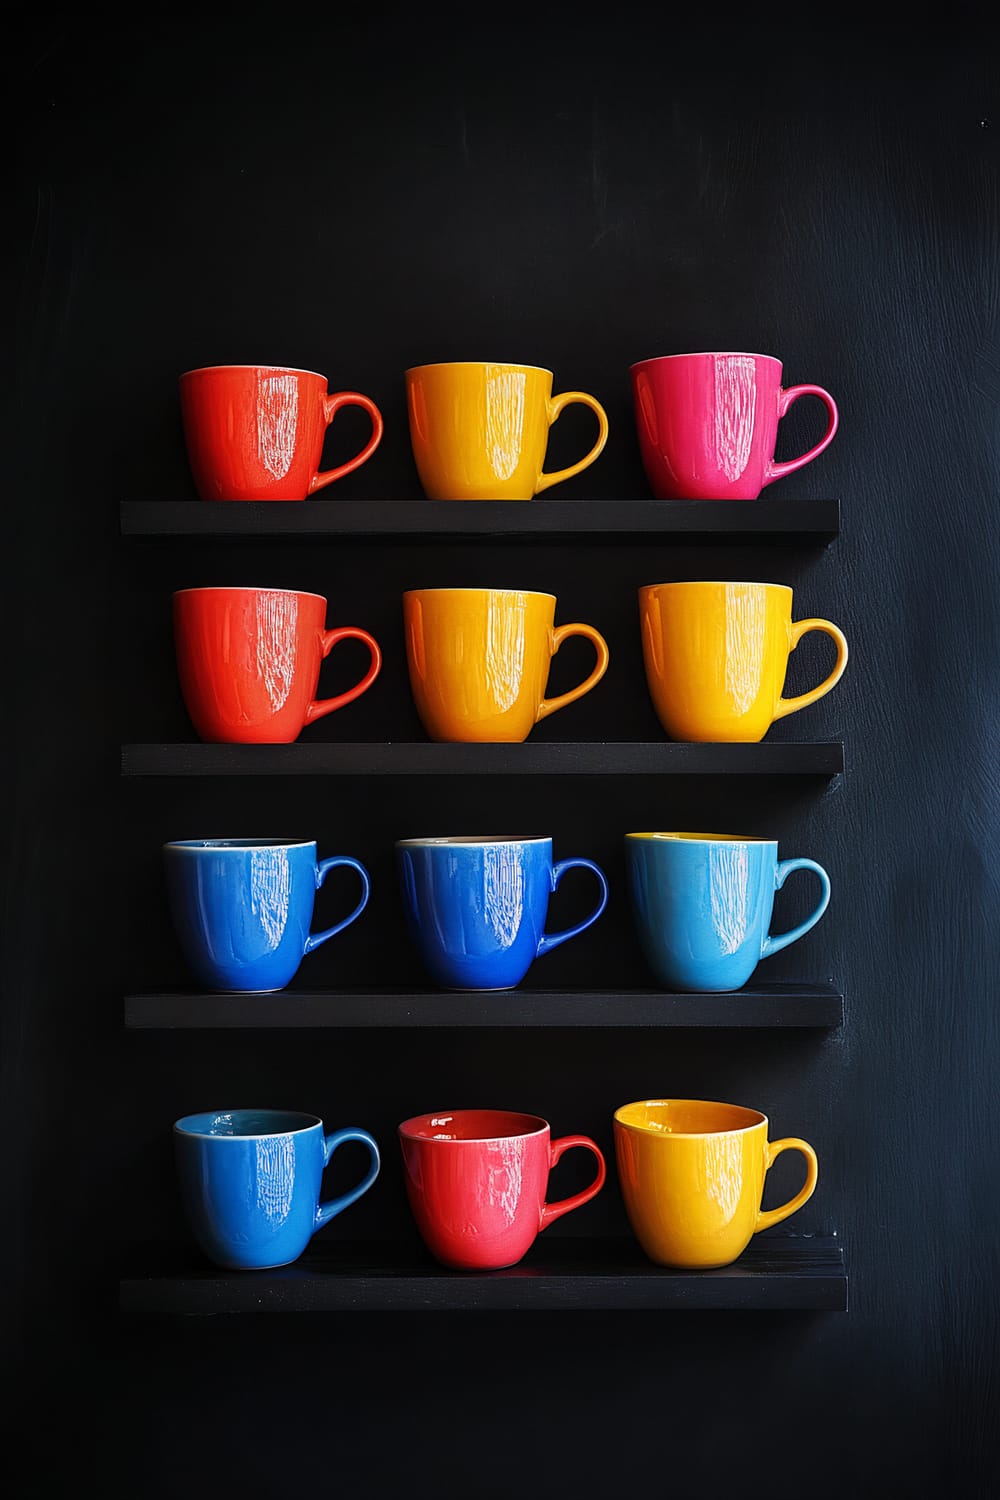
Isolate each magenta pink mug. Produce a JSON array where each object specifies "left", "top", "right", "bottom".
[{"left": 630, "top": 351, "right": 839, "bottom": 500}]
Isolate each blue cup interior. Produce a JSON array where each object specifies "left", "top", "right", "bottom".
[{"left": 174, "top": 1109, "right": 320, "bottom": 1137}]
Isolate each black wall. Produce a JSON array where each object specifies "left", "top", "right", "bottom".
[{"left": 7, "top": 9, "right": 999, "bottom": 1497}]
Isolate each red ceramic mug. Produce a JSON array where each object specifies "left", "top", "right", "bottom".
[
  {"left": 173, "top": 586, "right": 382, "bottom": 743},
  {"left": 179, "top": 364, "right": 384, "bottom": 501},
  {"left": 398, "top": 1108, "right": 606, "bottom": 1270},
  {"left": 630, "top": 351, "right": 838, "bottom": 500}
]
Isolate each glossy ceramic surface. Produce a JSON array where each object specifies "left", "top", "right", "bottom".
[
  {"left": 173, "top": 586, "right": 382, "bottom": 743},
  {"left": 163, "top": 839, "right": 371, "bottom": 993},
  {"left": 613, "top": 1098, "right": 818, "bottom": 1269},
  {"left": 398, "top": 1109, "right": 606, "bottom": 1269},
  {"left": 625, "top": 832, "right": 830, "bottom": 991},
  {"left": 639, "top": 580, "right": 848, "bottom": 742},
  {"left": 403, "top": 587, "right": 609, "bottom": 743},
  {"left": 397, "top": 836, "right": 608, "bottom": 990},
  {"left": 174, "top": 1109, "right": 380, "bottom": 1270},
  {"left": 630, "top": 351, "right": 838, "bottom": 500},
  {"left": 405, "top": 361, "right": 609, "bottom": 500},
  {"left": 179, "top": 364, "right": 384, "bottom": 501}
]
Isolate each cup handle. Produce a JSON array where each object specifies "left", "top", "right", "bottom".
[
  {"left": 763, "top": 384, "right": 838, "bottom": 486},
  {"left": 536, "top": 858, "right": 609, "bottom": 957},
  {"left": 539, "top": 1136, "right": 607, "bottom": 1230},
  {"left": 760, "top": 858, "right": 831, "bottom": 959},
  {"left": 535, "top": 391, "right": 610, "bottom": 493},
  {"left": 754, "top": 1138, "right": 818, "bottom": 1233},
  {"left": 308, "top": 392, "right": 384, "bottom": 494},
  {"left": 536, "top": 623, "right": 610, "bottom": 721},
  {"left": 314, "top": 1128, "right": 381, "bottom": 1231},
  {"left": 305, "top": 627, "right": 383, "bottom": 723},
  {"left": 304, "top": 856, "right": 371, "bottom": 953},
  {"left": 772, "top": 618, "right": 848, "bottom": 721}
]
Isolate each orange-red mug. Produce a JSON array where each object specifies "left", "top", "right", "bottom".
[
  {"left": 179, "top": 364, "right": 384, "bottom": 501},
  {"left": 173, "top": 586, "right": 382, "bottom": 743}
]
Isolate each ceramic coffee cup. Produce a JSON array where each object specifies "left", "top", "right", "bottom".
[
  {"left": 396, "top": 835, "right": 609, "bottom": 990},
  {"left": 163, "top": 839, "right": 371, "bottom": 992},
  {"left": 624, "top": 832, "right": 830, "bottom": 991},
  {"left": 174, "top": 1109, "right": 380, "bottom": 1269},
  {"left": 613, "top": 1098, "right": 818, "bottom": 1268},
  {"left": 405, "top": 361, "right": 609, "bottom": 500},
  {"left": 179, "top": 364, "right": 384, "bottom": 501},
  {"left": 629, "top": 351, "right": 838, "bottom": 500},
  {"left": 403, "top": 587, "right": 609, "bottom": 742},
  {"left": 173, "top": 586, "right": 382, "bottom": 743},
  {"left": 398, "top": 1109, "right": 606, "bottom": 1269},
  {"left": 639, "top": 580, "right": 848, "bottom": 742}
]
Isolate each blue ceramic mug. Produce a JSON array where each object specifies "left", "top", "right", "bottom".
[
  {"left": 163, "top": 838, "right": 370, "bottom": 992},
  {"left": 173, "top": 1109, "right": 380, "bottom": 1270},
  {"left": 625, "top": 832, "right": 831, "bottom": 992},
  {"left": 396, "top": 835, "right": 609, "bottom": 990}
]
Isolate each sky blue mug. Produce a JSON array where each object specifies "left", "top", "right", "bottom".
[
  {"left": 625, "top": 832, "right": 831, "bottom": 992},
  {"left": 163, "top": 839, "right": 371, "bottom": 992},
  {"left": 396, "top": 835, "right": 609, "bottom": 990},
  {"left": 173, "top": 1109, "right": 381, "bottom": 1270}
]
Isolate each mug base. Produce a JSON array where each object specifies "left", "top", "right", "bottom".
[{"left": 442, "top": 984, "right": 518, "bottom": 993}]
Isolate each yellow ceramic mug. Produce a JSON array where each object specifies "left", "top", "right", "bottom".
[
  {"left": 406, "top": 361, "right": 609, "bottom": 500},
  {"left": 403, "top": 587, "right": 610, "bottom": 743},
  {"left": 613, "top": 1099, "right": 819, "bottom": 1269},
  {"left": 639, "top": 580, "right": 848, "bottom": 742}
]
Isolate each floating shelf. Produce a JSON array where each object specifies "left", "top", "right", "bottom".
[
  {"left": 120, "top": 497, "right": 840, "bottom": 542},
  {"left": 119, "top": 1234, "right": 847, "bottom": 1313},
  {"left": 121, "top": 741, "right": 844, "bottom": 777},
  {"left": 124, "top": 984, "right": 844, "bottom": 1030}
]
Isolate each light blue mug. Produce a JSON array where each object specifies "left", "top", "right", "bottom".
[
  {"left": 173, "top": 1109, "right": 381, "bottom": 1270},
  {"left": 163, "top": 838, "right": 371, "bottom": 992},
  {"left": 625, "top": 832, "right": 831, "bottom": 992},
  {"left": 396, "top": 835, "right": 609, "bottom": 990}
]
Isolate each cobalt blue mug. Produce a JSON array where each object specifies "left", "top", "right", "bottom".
[
  {"left": 163, "top": 838, "right": 371, "bottom": 992},
  {"left": 396, "top": 835, "right": 609, "bottom": 990},
  {"left": 173, "top": 1109, "right": 381, "bottom": 1270},
  {"left": 625, "top": 832, "right": 831, "bottom": 992}
]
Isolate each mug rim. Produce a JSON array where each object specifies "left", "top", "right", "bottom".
[
  {"left": 405, "top": 361, "right": 554, "bottom": 377},
  {"left": 402, "top": 587, "right": 556, "bottom": 602},
  {"left": 625, "top": 832, "right": 776, "bottom": 845},
  {"left": 629, "top": 351, "right": 781, "bottom": 371},
  {"left": 613, "top": 1099, "right": 767, "bottom": 1137},
  {"left": 173, "top": 1108, "right": 322, "bottom": 1139},
  {"left": 638, "top": 580, "right": 791, "bottom": 594},
  {"left": 396, "top": 835, "right": 550, "bottom": 847},
  {"left": 179, "top": 364, "right": 327, "bottom": 380},
  {"left": 398, "top": 1109, "right": 549, "bottom": 1143},
  {"left": 172, "top": 586, "right": 328, "bottom": 602},
  {"left": 164, "top": 838, "right": 317, "bottom": 852}
]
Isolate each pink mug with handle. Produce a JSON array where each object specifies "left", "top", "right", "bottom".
[{"left": 630, "top": 351, "right": 838, "bottom": 500}]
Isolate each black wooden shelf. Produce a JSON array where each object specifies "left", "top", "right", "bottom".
[
  {"left": 120, "top": 497, "right": 840, "bottom": 542},
  {"left": 121, "top": 741, "right": 844, "bottom": 777},
  {"left": 124, "top": 984, "right": 843, "bottom": 1029},
  {"left": 119, "top": 1234, "right": 847, "bottom": 1313}
]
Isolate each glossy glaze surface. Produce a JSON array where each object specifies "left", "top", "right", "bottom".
[
  {"left": 403, "top": 587, "right": 609, "bottom": 742},
  {"left": 163, "top": 839, "right": 371, "bottom": 992},
  {"left": 613, "top": 1098, "right": 818, "bottom": 1269},
  {"left": 173, "top": 1109, "right": 380, "bottom": 1270},
  {"left": 398, "top": 1108, "right": 606, "bottom": 1269},
  {"left": 405, "top": 361, "right": 609, "bottom": 500},
  {"left": 173, "top": 586, "right": 382, "bottom": 743},
  {"left": 397, "top": 836, "right": 608, "bottom": 990},
  {"left": 625, "top": 832, "right": 830, "bottom": 991},
  {"left": 630, "top": 351, "right": 838, "bottom": 500},
  {"left": 639, "top": 580, "right": 848, "bottom": 742},
  {"left": 179, "top": 364, "right": 384, "bottom": 501}
]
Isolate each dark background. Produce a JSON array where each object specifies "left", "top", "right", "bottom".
[{"left": 6, "top": 7, "right": 999, "bottom": 1497}]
